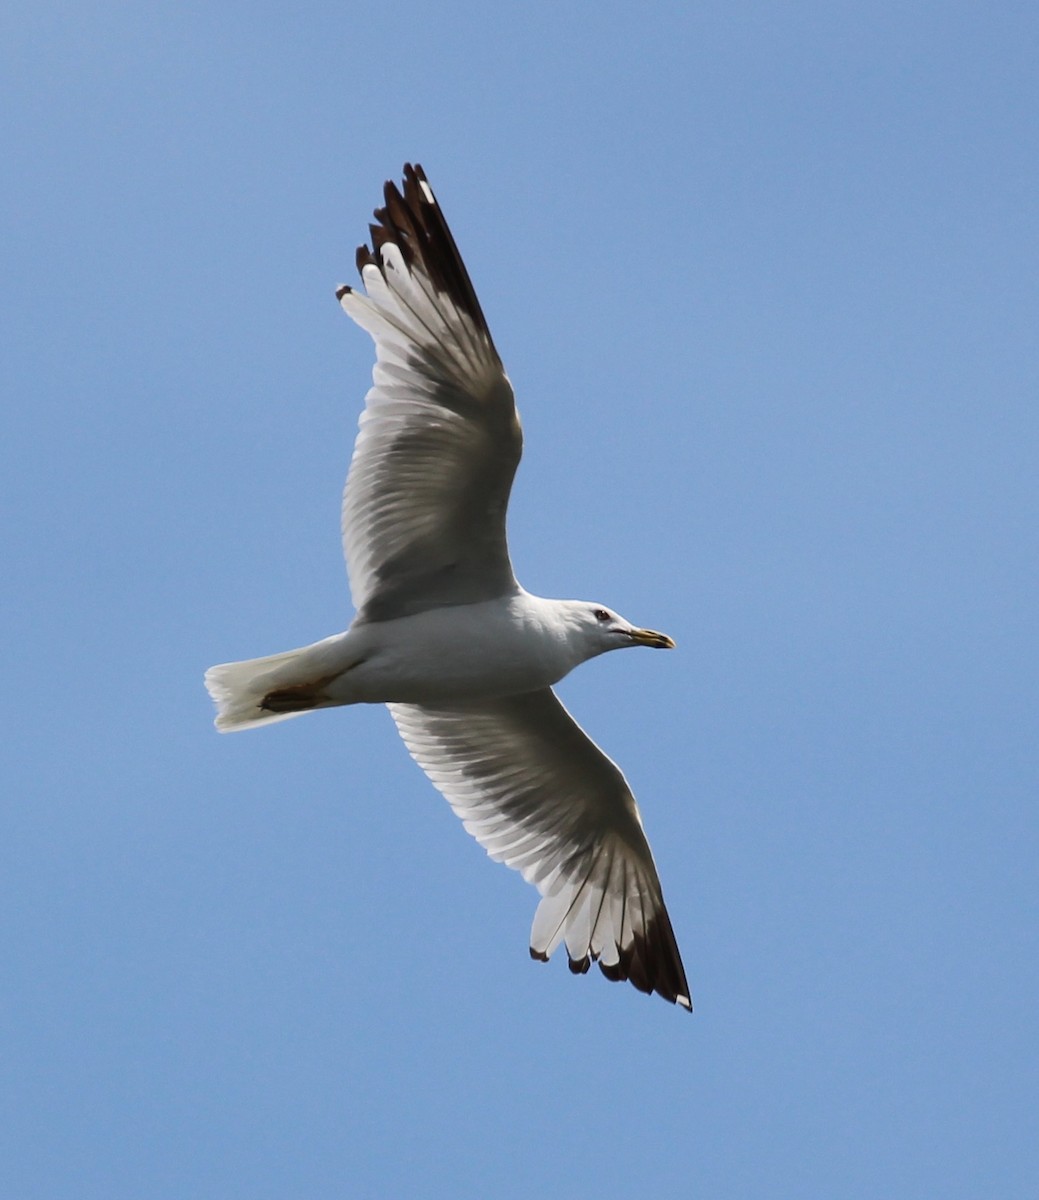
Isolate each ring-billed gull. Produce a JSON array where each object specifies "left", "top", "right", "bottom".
[{"left": 206, "top": 165, "right": 691, "bottom": 1011}]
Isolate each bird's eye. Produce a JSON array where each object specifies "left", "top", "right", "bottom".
[{"left": 594, "top": 608, "right": 611, "bottom": 622}]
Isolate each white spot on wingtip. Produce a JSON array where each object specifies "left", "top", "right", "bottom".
[{"left": 419, "top": 180, "right": 435, "bottom": 204}]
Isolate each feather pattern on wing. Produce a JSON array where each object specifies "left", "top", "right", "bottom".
[
  {"left": 389, "top": 690, "right": 691, "bottom": 1010},
  {"left": 337, "top": 164, "right": 522, "bottom": 622}
]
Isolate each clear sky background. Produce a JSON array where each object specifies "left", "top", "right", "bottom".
[{"left": 3, "top": 3, "right": 1037, "bottom": 1197}]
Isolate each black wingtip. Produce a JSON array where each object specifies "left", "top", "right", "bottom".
[
  {"left": 335, "top": 284, "right": 351, "bottom": 301},
  {"left": 355, "top": 243, "right": 376, "bottom": 275},
  {"left": 348, "top": 162, "right": 496, "bottom": 348},
  {"left": 597, "top": 903, "right": 692, "bottom": 1011},
  {"left": 531, "top": 915, "right": 692, "bottom": 1011}
]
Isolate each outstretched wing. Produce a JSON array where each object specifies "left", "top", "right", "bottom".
[
  {"left": 389, "top": 690, "right": 691, "bottom": 1010},
  {"left": 337, "top": 164, "right": 522, "bottom": 623}
]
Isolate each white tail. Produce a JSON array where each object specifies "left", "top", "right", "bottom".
[{"left": 204, "top": 634, "right": 349, "bottom": 732}]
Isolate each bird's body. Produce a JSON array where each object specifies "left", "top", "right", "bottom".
[
  {"left": 209, "top": 593, "right": 644, "bottom": 716},
  {"left": 206, "top": 165, "right": 691, "bottom": 1010},
  {"left": 345, "top": 593, "right": 577, "bottom": 704}
]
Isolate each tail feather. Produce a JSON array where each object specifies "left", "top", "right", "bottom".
[{"left": 204, "top": 634, "right": 349, "bottom": 732}]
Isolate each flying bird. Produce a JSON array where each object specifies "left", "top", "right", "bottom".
[{"left": 205, "top": 165, "right": 690, "bottom": 1011}]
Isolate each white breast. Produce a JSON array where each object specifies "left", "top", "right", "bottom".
[{"left": 336, "top": 595, "right": 585, "bottom": 705}]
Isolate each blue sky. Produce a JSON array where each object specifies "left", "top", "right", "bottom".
[{"left": 3, "top": 2, "right": 1037, "bottom": 1196}]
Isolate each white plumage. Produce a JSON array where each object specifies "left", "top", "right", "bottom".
[{"left": 205, "top": 165, "right": 690, "bottom": 1010}]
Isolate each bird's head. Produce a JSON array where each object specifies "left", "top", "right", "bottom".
[{"left": 567, "top": 601, "right": 676, "bottom": 657}]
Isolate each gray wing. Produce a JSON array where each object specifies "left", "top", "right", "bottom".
[
  {"left": 389, "top": 690, "right": 691, "bottom": 1010},
  {"left": 337, "top": 165, "right": 522, "bottom": 623}
]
